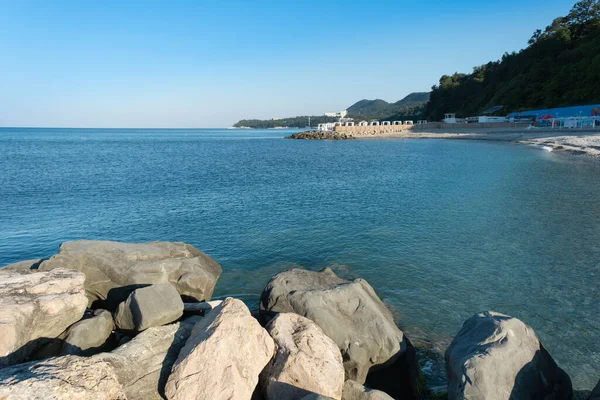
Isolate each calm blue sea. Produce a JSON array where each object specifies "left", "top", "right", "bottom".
[{"left": 0, "top": 127, "right": 599, "bottom": 389}]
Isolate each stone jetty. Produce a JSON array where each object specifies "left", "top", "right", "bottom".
[
  {"left": 286, "top": 131, "right": 355, "bottom": 140},
  {"left": 0, "top": 240, "right": 595, "bottom": 399}
]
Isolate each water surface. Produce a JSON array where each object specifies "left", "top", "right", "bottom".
[{"left": 0, "top": 127, "right": 598, "bottom": 389}]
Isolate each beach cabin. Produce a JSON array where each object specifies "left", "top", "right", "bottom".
[
  {"left": 444, "top": 113, "right": 457, "bottom": 123},
  {"left": 403, "top": 120, "right": 413, "bottom": 125}
]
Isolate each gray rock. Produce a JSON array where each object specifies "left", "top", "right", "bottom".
[
  {"left": 341, "top": 380, "right": 393, "bottom": 400},
  {"left": 0, "top": 268, "right": 88, "bottom": 367},
  {"left": 165, "top": 298, "right": 275, "bottom": 400},
  {"left": 39, "top": 240, "right": 222, "bottom": 307},
  {"left": 301, "top": 395, "right": 336, "bottom": 400},
  {"left": 261, "top": 313, "right": 345, "bottom": 400},
  {"left": 260, "top": 268, "right": 422, "bottom": 398},
  {"left": 61, "top": 309, "right": 115, "bottom": 356},
  {"left": 446, "top": 311, "right": 572, "bottom": 400},
  {"left": 114, "top": 283, "right": 184, "bottom": 331},
  {"left": 0, "top": 355, "right": 126, "bottom": 400},
  {"left": 94, "top": 317, "right": 200, "bottom": 400}
]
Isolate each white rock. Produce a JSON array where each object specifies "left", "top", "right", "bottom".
[
  {"left": 261, "top": 313, "right": 344, "bottom": 400},
  {"left": 0, "top": 355, "right": 126, "bottom": 400},
  {"left": 165, "top": 297, "right": 275, "bottom": 400},
  {"left": 0, "top": 268, "right": 88, "bottom": 366},
  {"left": 94, "top": 317, "right": 200, "bottom": 400},
  {"left": 39, "top": 240, "right": 222, "bottom": 307}
]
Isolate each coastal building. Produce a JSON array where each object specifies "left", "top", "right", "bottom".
[
  {"left": 324, "top": 110, "right": 348, "bottom": 118},
  {"left": 444, "top": 113, "right": 458, "bottom": 123},
  {"left": 507, "top": 104, "right": 600, "bottom": 122}
]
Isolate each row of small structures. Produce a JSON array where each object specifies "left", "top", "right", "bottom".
[{"left": 318, "top": 120, "right": 428, "bottom": 131}]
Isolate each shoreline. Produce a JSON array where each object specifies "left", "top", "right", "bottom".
[{"left": 289, "top": 128, "right": 600, "bottom": 158}]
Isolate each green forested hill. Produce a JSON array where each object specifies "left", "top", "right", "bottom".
[
  {"left": 425, "top": 0, "right": 600, "bottom": 120},
  {"left": 234, "top": 92, "right": 430, "bottom": 128},
  {"left": 346, "top": 92, "right": 430, "bottom": 119}
]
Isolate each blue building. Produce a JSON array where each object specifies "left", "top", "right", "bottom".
[{"left": 507, "top": 104, "right": 600, "bottom": 120}]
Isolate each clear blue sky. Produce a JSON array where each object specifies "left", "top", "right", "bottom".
[{"left": 0, "top": 0, "right": 575, "bottom": 128}]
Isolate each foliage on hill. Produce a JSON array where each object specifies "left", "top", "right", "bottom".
[
  {"left": 347, "top": 92, "right": 430, "bottom": 120},
  {"left": 233, "top": 116, "right": 336, "bottom": 129},
  {"left": 234, "top": 92, "right": 430, "bottom": 128},
  {"left": 425, "top": 0, "right": 600, "bottom": 121}
]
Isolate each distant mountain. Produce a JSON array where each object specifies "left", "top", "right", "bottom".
[
  {"left": 394, "top": 92, "right": 430, "bottom": 108},
  {"left": 346, "top": 92, "right": 430, "bottom": 121},
  {"left": 347, "top": 99, "right": 393, "bottom": 116},
  {"left": 233, "top": 92, "right": 430, "bottom": 128}
]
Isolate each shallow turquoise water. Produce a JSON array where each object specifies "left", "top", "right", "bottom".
[{"left": 0, "top": 127, "right": 599, "bottom": 389}]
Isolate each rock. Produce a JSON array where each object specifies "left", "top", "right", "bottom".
[
  {"left": 260, "top": 268, "right": 422, "bottom": 398},
  {"left": 445, "top": 311, "right": 572, "bottom": 400},
  {"left": 301, "top": 395, "right": 335, "bottom": 400},
  {"left": 260, "top": 313, "right": 344, "bottom": 400},
  {"left": 590, "top": 380, "right": 600, "bottom": 400},
  {"left": 165, "top": 297, "right": 275, "bottom": 400},
  {"left": 39, "top": 240, "right": 222, "bottom": 308},
  {"left": 114, "top": 284, "right": 184, "bottom": 331},
  {"left": 1, "top": 259, "right": 44, "bottom": 271},
  {"left": 0, "top": 268, "right": 88, "bottom": 367},
  {"left": 94, "top": 317, "right": 200, "bottom": 400},
  {"left": 0, "top": 355, "right": 126, "bottom": 400},
  {"left": 341, "top": 380, "right": 393, "bottom": 400},
  {"left": 285, "top": 131, "right": 355, "bottom": 140},
  {"left": 61, "top": 309, "right": 115, "bottom": 356}
]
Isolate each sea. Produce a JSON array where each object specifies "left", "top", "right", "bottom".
[{"left": 0, "top": 127, "right": 599, "bottom": 390}]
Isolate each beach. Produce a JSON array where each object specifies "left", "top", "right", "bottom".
[{"left": 294, "top": 127, "right": 600, "bottom": 158}]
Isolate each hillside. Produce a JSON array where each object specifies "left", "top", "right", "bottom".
[
  {"left": 346, "top": 92, "right": 430, "bottom": 119},
  {"left": 234, "top": 92, "right": 430, "bottom": 128},
  {"left": 425, "top": 0, "right": 600, "bottom": 120}
]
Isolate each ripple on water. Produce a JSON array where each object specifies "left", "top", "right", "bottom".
[{"left": 0, "top": 128, "right": 599, "bottom": 390}]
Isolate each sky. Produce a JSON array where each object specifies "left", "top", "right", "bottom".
[{"left": 0, "top": 0, "right": 576, "bottom": 128}]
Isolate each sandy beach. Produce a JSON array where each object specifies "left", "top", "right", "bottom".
[{"left": 353, "top": 128, "right": 600, "bottom": 158}]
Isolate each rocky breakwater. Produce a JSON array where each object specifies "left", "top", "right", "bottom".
[
  {"left": 0, "top": 239, "right": 596, "bottom": 400},
  {"left": 286, "top": 131, "right": 355, "bottom": 140}
]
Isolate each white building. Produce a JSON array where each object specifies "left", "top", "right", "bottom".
[
  {"left": 324, "top": 110, "right": 348, "bottom": 118},
  {"left": 317, "top": 123, "right": 337, "bottom": 131},
  {"left": 444, "top": 113, "right": 457, "bottom": 123}
]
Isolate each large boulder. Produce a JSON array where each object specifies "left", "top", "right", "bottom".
[
  {"left": 0, "top": 268, "right": 88, "bottom": 366},
  {"left": 446, "top": 311, "right": 572, "bottom": 400},
  {"left": 39, "top": 240, "right": 222, "bottom": 308},
  {"left": 165, "top": 298, "right": 275, "bottom": 400},
  {"left": 260, "top": 268, "right": 422, "bottom": 398},
  {"left": 0, "top": 355, "right": 126, "bottom": 400},
  {"left": 61, "top": 309, "right": 115, "bottom": 356},
  {"left": 94, "top": 316, "right": 200, "bottom": 400},
  {"left": 260, "top": 313, "right": 345, "bottom": 400},
  {"left": 114, "top": 284, "right": 184, "bottom": 331},
  {"left": 341, "top": 380, "right": 393, "bottom": 400}
]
